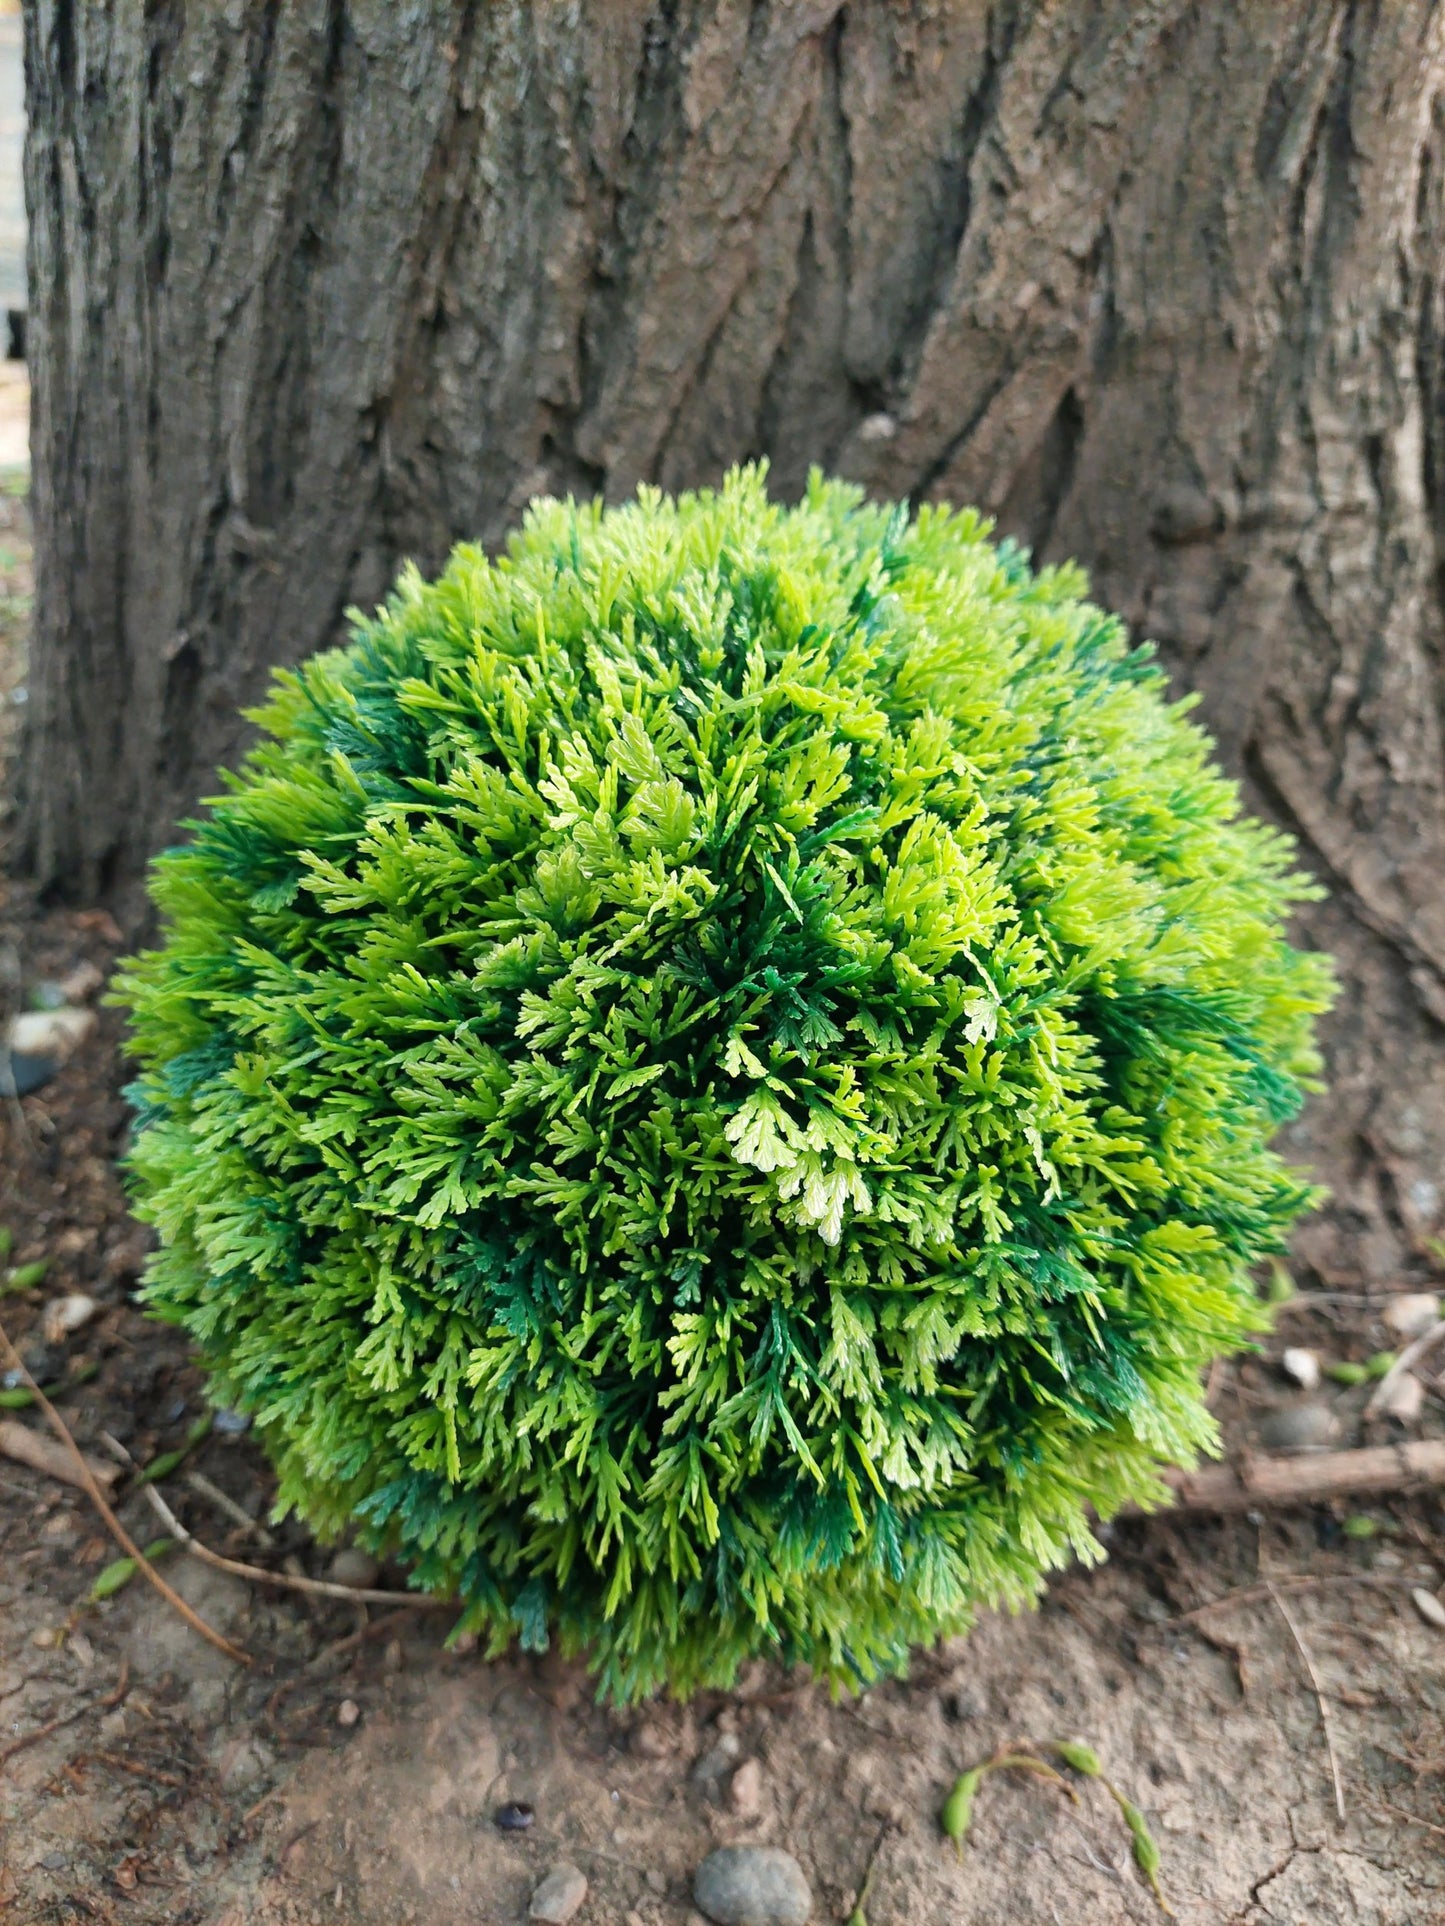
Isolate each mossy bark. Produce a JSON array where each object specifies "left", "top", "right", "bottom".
[{"left": 17, "top": 0, "right": 1445, "bottom": 1280}]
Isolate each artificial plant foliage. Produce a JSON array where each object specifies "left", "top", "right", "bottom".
[{"left": 116, "top": 467, "right": 1333, "bottom": 1699}]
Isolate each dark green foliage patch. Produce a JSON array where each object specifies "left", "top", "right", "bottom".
[{"left": 117, "top": 467, "right": 1332, "bottom": 1698}]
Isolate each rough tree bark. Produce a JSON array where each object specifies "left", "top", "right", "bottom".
[{"left": 16, "top": 0, "right": 1445, "bottom": 1284}]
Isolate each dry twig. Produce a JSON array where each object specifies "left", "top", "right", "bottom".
[
  {"left": 1156, "top": 1439, "right": 1445, "bottom": 1512},
  {"left": 182, "top": 1468, "right": 276, "bottom": 1549},
  {"left": 0, "top": 1705, "right": 91, "bottom": 1770},
  {"left": 0, "top": 1317, "right": 248, "bottom": 1666},
  {"left": 1267, "top": 1580, "right": 1346, "bottom": 1825},
  {"left": 1174, "top": 1572, "right": 1420, "bottom": 1623},
  {"left": 0, "top": 1418, "right": 118, "bottom": 1493},
  {"left": 1370, "top": 1798, "right": 1445, "bottom": 1839},
  {"left": 138, "top": 1475, "right": 451, "bottom": 1611},
  {"left": 1365, "top": 1321, "right": 1445, "bottom": 1418}
]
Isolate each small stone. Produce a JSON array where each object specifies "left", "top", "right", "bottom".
[
  {"left": 39, "top": 1850, "right": 68, "bottom": 1872},
  {"left": 337, "top": 1699, "right": 360, "bottom": 1728},
  {"left": 857, "top": 412, "right": 897, "bottom": 444},
  {"left": 632, "top": 1718, "right": 676, "bottom": 1759},
  {"left": 691, "top": 1731, "right": 742, "bottom": 1785},
  {"left": 216, "top": 1736, "right": 274, "bottom": 1791},
  {"left": 944, "top": 1682, "right": 986, "bottom": 1722},
  {"left": 728, "top": 1757, "right": 764, "bottom": 1819},
  {"left": 528, "top": 1862, "right": 588, "bottom": 1923},
  {"left": 1280, "top": 1347, "right": 1320, "bottom": 1390},
  {"left": 1411, "top": 1587, "right": 1445, "bottom": 1630},
  {"left": 7, "top": 1007, "right": 96, "bottom": 1062},
  {"left": 495, "top": 1801, "right": 536, "bottom": 1832},
  {"left": 212, "top": 1408, "right": 250, "bottom": 1436},
  {"left": 31, "top": 1627, "right": 60, "bottom": 1649},
  {"left": 327, "top": 1547, "right": 380, "bottom": 1590},
  {"left": 1258, "top": 1402, "right": 1337, "bottom": 1452},
  {"left": 1383, "top": 1293, "right": 1439, "bottom": 1338},
  {"left": 42, "top": 1293, "right": 99, "bottom": 1344},
  {"left": 1377, "top": 1371, "right": 1424, "bottom": 1422},
  {"left": 19, "top": 1337, "right": 62, "bottom": 1383},
  {"left": 9, "top": 1053, "right": 58, "bottom": 1096},
  {"left": 693, "top": 1846, "right": 812, "bottom": 1926},
  {"left": 58, "top": 962, "right": 105, "bottom": 1004}
]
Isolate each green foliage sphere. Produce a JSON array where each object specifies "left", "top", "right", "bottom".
[{"left": 117, "top": 467, "right": 1332, "bottom": 1699}]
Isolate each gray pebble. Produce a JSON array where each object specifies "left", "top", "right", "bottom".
[
  {"left": 1412, "top": 1587, "right": 1445, "bottom": 1630},
  {"left": 528, "top": 1861, "right": 588, "bottom": 1923},
  {"left": 691, "top": 1731, "right": 742, "bottom": 1784},
  {"left": 1258, "top": 1402, "right": 1336, "bottom": 1451},
  {"left": 944, "top": 1682, "right": 985, "bottom": 1721},
  {"left": 327, "top": 1547, "right": 381, "bottom": 1590},
  {"left": 693, "top": 1846, "right": 812, "bottom": 1926},
  {"left": 728, "top": 1756, "right": 764, "bottom": 1818},
  {"left": 1383, "top": 1293, "right": 1439, "bottom": 1338}
]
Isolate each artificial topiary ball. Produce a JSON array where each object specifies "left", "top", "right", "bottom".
[{"left": 117, "top": 467, "right": 1332, "bottom": 1699}]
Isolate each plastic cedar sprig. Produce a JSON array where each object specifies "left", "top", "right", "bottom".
[{"left": 111, "top": 463, "right": 1335, "bottom": 1702}]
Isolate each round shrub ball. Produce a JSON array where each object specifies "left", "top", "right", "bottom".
[{"left": 118, "top": 467, "right": 1333, "bottom": 1699}]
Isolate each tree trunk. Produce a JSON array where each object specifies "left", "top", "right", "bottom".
[{"left": 17, "top": 0, "right": 1445, "bottom": 1285}]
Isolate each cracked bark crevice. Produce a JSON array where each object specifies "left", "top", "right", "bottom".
[{"left": 16, "top": 0, "right": 1445, "bottom": 1281}]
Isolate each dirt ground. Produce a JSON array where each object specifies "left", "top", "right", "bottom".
[{"left": 3, "top": 490, "right": 1445, "bottom": 1925}]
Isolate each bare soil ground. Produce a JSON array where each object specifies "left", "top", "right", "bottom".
[{"left": 3, "top": 492, "right": 1445, "bottom": 1925}]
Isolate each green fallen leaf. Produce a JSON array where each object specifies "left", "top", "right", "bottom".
[
  {"left": 1324, "top": 1360, "right": 1367, "bottom": 1385},
  {"left": 1117, "top": 1795, "right": 1172, "bottom": 1915},
  {"left": 1266, "top": 1259, "right": 1295, "bottom": 1304},
  {"left": 138, "top": 1448, "right": 186, "bottom": 1485},
  {"left": 1049, "top": 1738, "right": 1102, "bottom": 1777},
  {"left": 0, "top": 1226, "right": 11, "bottom": 1260},
  {"left": 87, "top": 1537, "right": 175, "bottom": 1603},
  {"left": 2, "top": 1260, "right": 48, "bottom": 1294},
  {"left": 940, "top": 1764, "right": 984, "bottom": 1854},
  {"left": 138, "top": 1411, "right": 214, "bottom": 1484},
  {"left": 1363, "top": 1350, "right": 1396, "bottom": 1380},
  {"left": 0, "top": 1385, "right": 35, "bottom": 1408},
  {"left": 1342, "top": 1513, "right": 1378, "bottom": 1539}
]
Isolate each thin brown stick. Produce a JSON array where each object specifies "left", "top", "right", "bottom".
[
  {"left": 91, "top": 1750, "right": 186, "bottom": 1788},
  {"left": 1267, "top": 1580, "right": 1346, "bottom": 1825},
  {"left": 309, "top": 1604, "right": 422, "bottom": 1670},
  {"left": 1174, "top": 1573, "right": 1419, "bottom": 1623},
  {"left": 264, "top": 1605, "right": 425, "bottom": 1726},
  {"left": 0, "top": 1707, "right": 88, "bottom": 1769},
  {"left": 101, "top": 1659, "right": 130, "bottom": 1710},
  {"left": 1370, "top": 1797, "right": 1445, "bottom": 1840},
  {"left": 0, "top": 1317, "right": 248, "bottom": 1667},
  {"left": 182, "top": 1468, "right": 276, "bottom": 1549},
  {"left": 1365, "top": 1320, "right": 1445, "bottom": 1417},
  {"left": 138, "top": 1480, "right": 451, "bottom": 1611}
]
